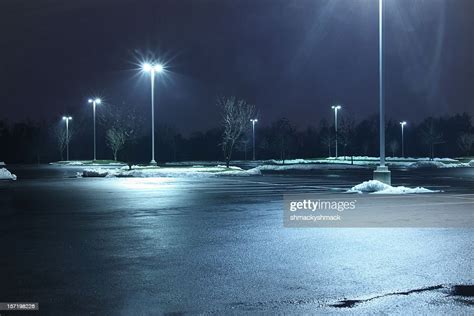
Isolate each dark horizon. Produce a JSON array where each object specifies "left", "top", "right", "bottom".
[{"left": 1, "top": 0, "right": 474, "bottom": 136}]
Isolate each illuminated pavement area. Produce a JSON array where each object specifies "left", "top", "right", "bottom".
[{"left": 0, "top": 165, "right": 473, "bottom": 314}]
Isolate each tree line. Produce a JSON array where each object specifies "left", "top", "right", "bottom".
[{"left": 0, "top": 98, "right": 473, "bottom": 164}]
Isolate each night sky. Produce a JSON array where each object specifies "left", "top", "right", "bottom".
[{"left": 1, "top": 0, "right": 473, "bottom": 135}]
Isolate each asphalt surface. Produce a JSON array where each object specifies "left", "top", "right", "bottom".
[{"left": 0, "top": 165, "right": 473, "bottom": 314}]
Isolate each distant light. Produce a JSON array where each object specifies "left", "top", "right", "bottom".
[
  {"left": 142, "top": 63, "right": 152, "bottom": 72},
  {"left": 332, "top": 105, "right": 342, "bottom": 110},
  {"left": 88, "top": 98, "right": 101, "bottom": 104},
  {"left": 142, "top": 62, "right": 164, "bottom": 73},
  {"left": 62, "top": 116, "right": 66, "bottom": 120},
  {"left": 154, "top": 64, "right": 164, "bottom": 73},
  {"left": 250, "top": 119, "right": 258, "bottom": 123},
  {"left": 400, "top": 121, "right": 407, "bottom": 126}
]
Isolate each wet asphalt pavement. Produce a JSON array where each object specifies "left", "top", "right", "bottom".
[{"left": 0, "top": 165, "right": 473, "bottom": 314}]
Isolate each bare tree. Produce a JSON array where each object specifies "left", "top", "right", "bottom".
[
  {"left": 219, "top": 96, "right": 256, "bottom": 168},
  {"left": 106, "top": 128, "right": 127, "bottom": 161},
  {"left": 50, "top": 124, "right": 72, "bottom": 161},
  {"left": 236, "top": 137, "right": 249, "bottom": 160},
  {"left": 271, "top": 118, "right": 293, "bottom": 164},
  {"left": 155, "top": 125, "right": 179, "bottom": 161},
  {"left": 339, "top": 116, "right": 356, "bottom": 159},
  {"left": 361, "top": 142, "right": 369, "bottom": 156},
  {"left": 419, "top": 118, "right": 444, "bottom": 160},
  {"left": 457, "top": 133, "right": 474, "bottom": 156},
  {"left": 389, "top": 139, "right": 399, "bottom": 157},
  {"left": 102, "top": 103, "right": 142, "bottom": 162},
  {"left": 321, "top": 132, "right": 332, "bottom": 157}
]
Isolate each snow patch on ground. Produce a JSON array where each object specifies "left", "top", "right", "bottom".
[
  {"left": 372, "top": 186, "right": 440, "bottom": 194},
  {"left": 52, "top": 161, "right": 126, "bottom": 166},
  {"left": 408, "top": 161, "right": 470, "bottom": 169},
  {"left": 0, "top": 161, "right": 5, "bottom": 166},
  {"left": 256, "top": 164, "right": 365, "bottom": 171},
  {"left": 81, "top": 165, "right": 261, "bottom": 178},
  {"left": 80, "top": 169, "right": 111, "bottom": 177},
  {"left": 0, "top": 168, "right": 17, "bottom": 180},
  {"left": 469, "top": 160, "right": 474, "bottom": 167},
  {"left": 67, "top": 161, "right": 85, "bottom": 165},
  {"left": 347, "top": 180, "right": 440, "bottom": 194},
  {"left": 222, "top": 167, "right": 262, "bottom": 176},
  {"left": 267, "top": 157, "right": 464, "bottom": 167}
]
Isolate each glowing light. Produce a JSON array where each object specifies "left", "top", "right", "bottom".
[
  {"left": 154, "top": 64, "right": 164, "bottom": 73},
  {"left": 88, "top": 98, "right": 101, "bottom": 104},
  {"left": 332, "top": 105, "right": 342, "bottom": 110},
  {"left": 400, "top": 121, "right": 407, "bottom": 126},
  {"left": 142, "top": 62, "right": 164, "bottom": 73},
  {"left": 142, "top": 63, "right": 152, "bottom": 72}
]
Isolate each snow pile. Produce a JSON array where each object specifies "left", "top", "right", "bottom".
[
  {"left": 408, "top": 161, "right": 469, "bottom": 169},
  {"left": 408, "top": 161, "right": 445, "bottom": 169},
  {"left": 165, "top": 161, "right": 224, "bottom": 167},
  {"left": 0, "top": 168, "right": 17, "bottom": 180},
  {"left": 0, "top": 161, "right": 5, "bottom": 166},
  {"left": 90, "top": 162, "right": 126, "bottom": 166},
  {"left": 266, "top": 159, "right": 314, "bottom": 165},
  {"left": 348, "top": 180, "right": 391, "bottom": 193},
  {"left": 80, "top": 168, "right": 116, "bottom": 177},
  {"left": 257, "top": 164, "right": 365, "bottom": 171},
  {"left": 221, "top": 167, "right": 262, "bottom": 176},
  {"left": 347, "top": 180, "right": 439, "bottom": 194},
  {"left": 67, "top": 161, "right": 84, "bottom": 165},
  {"left": 469, "top": 160, "right": 474, "bottom": 167},
  {"left": 438, "top": 162, "right": 469, "bottom": 168},
  {"left": 268, "top": 157, "right": 462, "bottom": 166},
  {"left": 81, "top": 165, "right": 261, "bottom": 178},
  {"left": 372, "top": 186, "right": 439, "bottom": 194},
  {"left": 433, "top": 157, "right": 458, "bottom": 162}
]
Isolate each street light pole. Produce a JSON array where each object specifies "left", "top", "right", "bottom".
[
  {"left": 379, "top": 0, "right": 385, "bottom": 167},
  {"left": 331, "top": 105, "right": 341, "bottom": 158},
  {"left": 150, "top": 71, "right": 155, "bottom": 164},
  {"left": 62, "top": 116, "right": 72, "bottom": 161},
  {"left": 88, "top": 98, "right": 101, "bottom": 161},
  {"left": 250, "top": 119, "right": 258, "bottom": 160},
  {"left": 400, "top": 121, "right": 407, "bottom": 157},
  {"left": 143, "top": 63, "right": 164, "bottom": 165},
  {"left": 373, "top": 0, "right": 391, "bottom": 184}
]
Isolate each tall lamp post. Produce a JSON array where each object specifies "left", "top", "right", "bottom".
[
  {"left": 250, "top": 119, "right": 258, "bottom": 160},
  {"left": 373, "top": 0, "right": 391, "bottom": 184},
  {"left": 88, "top": 98, "right": 101, "bottom": 161},
  {"left": 331, "top": 105, "right": 341, "bottom": 158},
  {"left": 62, "top": 116, "right": 72, "bottom": 161},
  {"left": 142, "top": 62, "right": 164, "bottom": 165},
  {"left": 400, "top": 121, "right": 407, "bottom": 158}
]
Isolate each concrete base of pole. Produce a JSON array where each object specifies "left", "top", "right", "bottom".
[
  {"left": 150, "top": 160, "right": 157, "bottom": 166},
  {"left": 373, "top": 165, "right": 391, "bottom": 185}
]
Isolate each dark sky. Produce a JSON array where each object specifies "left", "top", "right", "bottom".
[{"left": 1, "top": 0, "right": 473, "bottom": 135}]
